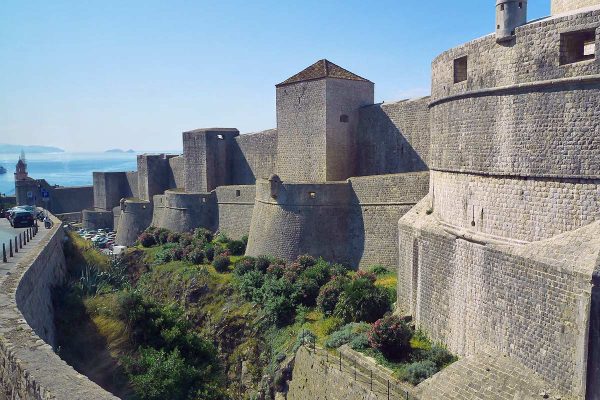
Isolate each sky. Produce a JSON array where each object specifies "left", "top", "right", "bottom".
[{"left": 0, "top": 0, "right": 550, "bottom": 153}]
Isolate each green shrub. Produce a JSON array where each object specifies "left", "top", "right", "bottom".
[
  {"left": 233, "top": 256, "right": 256, "bottom": 276},
  {"left": 254, "top": 256, "right": 271, "bottom": 273},
  {"left": 297, "top": 254, "right": 317, "bottom": 269},
  {"left": 301, "top": 258, "right": 331, "bottom": 286},
  {"left": 139, "top": 232, "right": 156, "bottom": 248},
  {"left": 154, "top": 244, "right": 178, "bottom": 264},
  {"left": 166, "top": 232, "right": 181, "bottom": 244},
  {"left": 368, "top": 315, "right": 412, "bottom": 360},
  {"left": 241, "top": 235, "right": 249, "bottom": 246},
  {"left": 212, "top": 255, "right": 230, "bottom": 273},
  {"left": 123, "top": 347, "right": 198, "bottom": 400},
  {"left": 214, "top": 233, "right": 231, "bottom": 244},
  {"left": 423, "top": 345, "right": 456, "bottom": 368},
  {"left": 334, "top": 278, "right": 391, "bottom": 323},
  {"left": 154, "top": 228, "right": 170, "bottom": 245},
  {"left": 227, "top": 240, "right": 246, "bottom": 256},
  {"left": 368, "top": 265, "right": 389, "bottom": 276},
  {"left": 204, "top": 244, "right": 215, "bottom": 262},
  {"left": 258, "top": 276, "right": 298, "bottom": 326},
  {"left": 324, "top": 322, "right": 370, "bottom": 349},
  {"left": 235, "top": 270, "right": 265, "bottom": 300},
  {"left": 404, "top": 360, "right": 437, "bottom": 385},
  {"left": 294, "top": 276, "right": 320, "bottom": 307},
  {"left": 292, "top": 329, "right": 316, "bottom": 352},
  {"left": 317, "top": 276, "right": 349, "bottom": 315},
  {"left": 349, "top": 332, "right": 370, "bottom": 350},
  {"left": 186, "top": 249, "right": 205, "bottom": 265},
  {"left": 194, "top": 228, "right": 213, "bottom": 244}
]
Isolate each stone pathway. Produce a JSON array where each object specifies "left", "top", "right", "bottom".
[{"left": 414, "top": 351, "right": 571, "bottom": 400}]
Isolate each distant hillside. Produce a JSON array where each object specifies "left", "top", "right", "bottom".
[
  {"left": 105, "top": 149, "right": 135, "bottom": 153},
  {"left": 0, "top": 144, "right": 64, "bottom": 154}
]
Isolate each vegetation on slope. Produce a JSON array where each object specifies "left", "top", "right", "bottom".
[{"left": 54, "top": 227, "right": 455, "bottom": 400}]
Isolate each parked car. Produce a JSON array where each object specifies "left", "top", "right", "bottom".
[{"left": 11, "top": 211, "right": 35, "bottom": 228}]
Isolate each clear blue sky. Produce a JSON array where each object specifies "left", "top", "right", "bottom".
[{"left": 0, "top": 0, "right": 550, "bottom": 152}]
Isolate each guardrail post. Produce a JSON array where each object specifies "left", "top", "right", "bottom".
[
  {"left": 387, "top": 380, "right": 390, "bottom": 400},
  {"left": 370, "top": 370, "right": 373, "bottom": 391},
  {"left": 14, "top": 236, "right": 18, "bottom": 253},
  {"left": 19, "top": 233, "right": 22, "bottom": 249},
  {"left": 339, "top": 352, "right": 342, "bottom": 371},
  {"left": 9, "top": 240, "right": 13, "bottom": 257},
  {"left": 2, "top": 243, "right": 6, "bottom": 263},
  {"left": 354, "top": 359, "right": 356, "bottom": 381}
]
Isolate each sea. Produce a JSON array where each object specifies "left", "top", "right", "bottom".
[{"left": 0, "top": 152, "right": 141, "bottom": 196}]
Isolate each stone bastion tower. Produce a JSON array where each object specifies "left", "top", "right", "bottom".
[{"left": 399, "top": 0, "right": 600, "bottom": 399}]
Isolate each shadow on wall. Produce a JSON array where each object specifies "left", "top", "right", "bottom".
[
  {"left": 357, "top": 105, "right": 428, "bottom": 176},
  {"left": 230, "top": 141, "right": 255, "bottom": 184},
  {"left": 247, "top": 181, "right": 365, "bottom": 269},
  {"left": 587, "top": 275, "right": 600, "bottom": 400}
]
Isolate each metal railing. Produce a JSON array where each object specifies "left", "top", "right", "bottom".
[
  {"left": 2, "top": 225, "right": 39, "bottom": 263},
  {"left": 299, "top": 335, "right": 417, "bottom": 400}
]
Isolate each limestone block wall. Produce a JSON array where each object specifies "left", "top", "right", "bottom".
[
  {"left": 137, "top": 154, "right": 179, "bottom": 202},
  {"left": 552, "top": 0, "right": 600, "bottom": 14},
  {"left": 215, "top": 185, "right": 256, "bottom": 239},
  {"left": 183, "top": 129, "right": 240, "bottom": 193},
  {"left": 432, "top": 171, "right": 600, "bottom": 243},
  {"left": 115, "top": 199, "right": 153, "bottom": 246},
  {"left": 357, "top": 97, "right": 430, "bottom": 176},
  {"left": 168, "top": 155, "right": 185, "bottom": 189},
  {"left": 247, "top": 172, "right": 428, "bottom": 269},
  {"left": 246, "top": 180, "right": 362, "bottom": 266},
  {"left": 276, "top": 80, "right": 328, "bottom": 182},
  {"left": 429, "top": 9, "right": 600, "bottom": 179},
  {"left": 151, "top": 191, "right": 216, "bottom": 233},
  {"left": 324, "top": 79, "right": 374, "bottom": 181},
  {"left": 0, "top": 213, "right": 116, "bottom": 399},
  {"left": 349, "top": 172, "right": 429, "bottom": 268},
  {"left": 398, "top": 197, "right": 597, "bottom": 398},
  {"left": 231, "top": 129, "right": 278, "bottom": 184},
  {"left": 82, "top": 209, "right": 115, "bottom": 230},
  {"left": 50, "top": 186, "right": 94, "bottom": 214},
  {"left": 92, "top": 171, "right": 138, "bottom": 211}
]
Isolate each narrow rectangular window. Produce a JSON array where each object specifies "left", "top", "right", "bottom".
[
  {"left": 560, "top": 29, "right": 596, "bottom": 65},
  {"left": 308, "top": 192, "right": 316, "bottom": 199},
  {"left": 453, "top": 56, "right": 468, "bottom": 83},
  {"left": 235, "top": 190, "right": 241, "bottom": 197}
]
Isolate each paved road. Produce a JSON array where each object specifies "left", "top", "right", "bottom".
[{"left": 0, "top": 217, "right": 48, "bottom": 280}]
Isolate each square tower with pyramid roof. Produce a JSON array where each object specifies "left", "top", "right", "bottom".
[{"left": 275, "top": 60, "right": 374, "bottom": 182}]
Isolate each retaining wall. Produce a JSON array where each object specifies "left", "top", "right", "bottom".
[
  {"left": 82, "top": 209, "right": 115, "bottom": 230},
  {"left": 0, "top": 214, "right": 116, "bottom": 399},
  {"left": 398, "top": 196, "right": 597, "bottom": 398}
]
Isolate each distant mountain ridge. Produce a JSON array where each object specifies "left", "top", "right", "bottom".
[
  {"left": 105, "top": 149, "right": 135, "bottom": 153},
  {"left": 0, "top": 144, "right": 64, "bottom": 154}
]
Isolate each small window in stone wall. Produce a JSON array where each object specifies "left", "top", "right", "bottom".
[
  {"left": 453, "top": 56, "right": 468, "bottom": 83},
  {"left": 217, "top": 134, "right": 224, "bottom": 140},
  {"left": 235, "top": 190, "right": 241, "bottom": 197},
  {"left": 202, "top": 198, "right": 207, "bottom": 203},
  {"left": 560, "top": 30, "right": 596, "bottom": 65},
  {"left": 340, "top": 114, "right": 349, "bottom": 123},
  {"left": 309, "top": 192, "right": 316, "bottom": 199}
]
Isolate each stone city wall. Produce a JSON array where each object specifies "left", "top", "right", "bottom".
[
  {"left": 398, "top": 197, "right": 597, "bottom": 398},
  {"left": 431, "top": 170, "right": 600, "bottom": 242},
  {"left": 152, "top": 191, "right": 216, "bottom": 233},
  {"left": 115, "top": 199, "right": 153, "bottom": 246},
  {"left": 357, "top": 97, "right": 430, "bottom": 176},
  {"left": 82, "top": 209, "right": 115, "bottom": 230},
  {"left": 429, "top": 9, "right": 600, "bottom": 178},
  {"left": 168, "top": 155, "right": 185, "bottom": 189},
  {"left": 552, "top": 0, "right": 600, "bottom": 14},
  {"left": 0, "top": 213, "right": 116, "bottom": 399},
  {"left": 276, "top": 80, "right": 328, "bottom": 182},
  {"left": 247, "top": 172, "right": 428, "bottom": 269},
  {"left": 92, "top": 171, "right": 138, "bottom": 211},
  {"left": 231, "top": 129, "right": 278, "bottom": 185},
  {"left": 215, "top": 185, "right": 256, "bottom": 240},
  {"left": 349, "top": 172, "right": 429, "bottom": 268}
]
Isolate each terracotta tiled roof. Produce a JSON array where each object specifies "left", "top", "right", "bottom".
[{"left": 276, "top": 59, "right": 371, "bottom": 87}]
